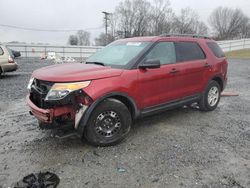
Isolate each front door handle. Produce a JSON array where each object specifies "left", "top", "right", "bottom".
[{"left": 169, "top": 68, "right": 180, "bottom": 74}]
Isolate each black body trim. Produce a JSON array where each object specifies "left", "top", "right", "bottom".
[
  {"left": 140, "top": 94, "right": 201, "bottom": 117},
  {"left": 77, "top": 92, "right": 202, "bottom": 136}
]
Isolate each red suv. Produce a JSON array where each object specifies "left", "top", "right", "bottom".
[{"left": 26, "top": 34, "right": 228, "bottom": 146}]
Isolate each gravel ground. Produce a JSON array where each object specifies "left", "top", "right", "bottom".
[{"left": 0, "top": 58, "right": 249, "bottom": 188}]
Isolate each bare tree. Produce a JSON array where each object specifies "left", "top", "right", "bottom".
[
  {"left": 95, "top": 33, "right": 115, "bottom": 46},
  {"left": 97, "top": 0, "right": 211, "bottom": 43},
  {"left": 115, "top": 0, "right": 152, "bottom": 38},
  {"left": 149, "top": 0, "right": 174, "bottom": 35},
  {"left": 209, "top": 7, "right": 249, "bottom": 40},
  {"left": 115, "top": 0, "right": 134, "bottom": 38},
  {"left": 193, "top": 21, "right": 209, "bottom": 35},
  {"left": 132, "top": 0, "right": 151, "bottom": 36},
  {"left": 77, "top": 30, "right": 90, "bottom": 46},
  {"left": 172, "top": 8, "right": 208, "bottom": 35},
  {"left": 68, "top": 35, "right": 78, "bottom": 45},
  {"left": 240, "top": 22, "right": 250, "bottom": 38}
]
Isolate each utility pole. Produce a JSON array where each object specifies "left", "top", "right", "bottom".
[{"left": 102, "top": 11, "right": 111, "bottom": 35}]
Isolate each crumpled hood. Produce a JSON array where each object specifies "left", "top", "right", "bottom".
[{"left": 32, "top": 63, "right": 123, "bottom": 82}]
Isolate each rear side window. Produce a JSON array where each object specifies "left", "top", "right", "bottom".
[
  {"left": 145, "top": 42, "right": 176, "bottom": 65},
  {"left": 0, "top": 47, "right": 3, "bottom": 55},
  {"left": 175, "top": 42, "right": 206, "bottom": 62},
  {"left": 207, "top": 42, "right": 225, "bottom": 58},
  {"left": 6, "top": 47, "right": 14, "bottom": 58}
]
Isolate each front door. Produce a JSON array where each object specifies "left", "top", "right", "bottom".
[{"left": 138, "top": 42, "right": 180, "bottom": 109}]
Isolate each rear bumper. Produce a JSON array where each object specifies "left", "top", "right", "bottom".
[
  {"left": 26, "top": 94, "right": 75, "bottom": 124},
  {"left": 1, "top": 63, "right": 18, "bottom": 72}
]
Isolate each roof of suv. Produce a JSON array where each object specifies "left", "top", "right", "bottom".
[{"left": 117, "top": 34, "right": 214, "bottom": 43}]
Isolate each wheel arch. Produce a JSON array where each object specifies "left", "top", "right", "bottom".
[
  {"left": 211, "top": 76, "right": 224, "bottom": 91},
  {"left": 77, "top": 92, "right": 139, "bottom": 136}
]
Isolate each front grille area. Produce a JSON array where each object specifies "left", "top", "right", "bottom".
[{"left": 30, "top": 79, "right": 54, "bottom": 108}]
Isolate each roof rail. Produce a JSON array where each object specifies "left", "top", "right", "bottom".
[{"left": 159, "top": 33, "right": 211, "bottom": 39}]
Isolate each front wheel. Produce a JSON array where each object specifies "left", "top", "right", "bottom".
[
  {"left": 84, "top": 98, "right": 132, "bottom": 146},
  {"left": 199, "top": 80, "right": 221, "bottom": 111}
]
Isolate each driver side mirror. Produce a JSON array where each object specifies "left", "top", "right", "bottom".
[{"left": 139, "top": 59, "right": 161, "bottom": 69}]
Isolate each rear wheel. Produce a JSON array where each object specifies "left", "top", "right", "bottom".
[
  {"left": 84, "top": 98, "right": 132, "bottom": 146},
  {"left": 199, "top": 80, "right": 221, "bottom": 111}
]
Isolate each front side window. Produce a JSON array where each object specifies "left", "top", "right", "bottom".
[
  {"left": 144, "top": 42, "right": 176, "bottom": 65},
  {"left": 175, "top": 42, "right": 206, "bottom": 62},
  {"left": 86, "top": 41, "right": 151, "bottom": 68}
]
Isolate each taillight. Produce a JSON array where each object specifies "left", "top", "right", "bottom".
[{"left": 8, "top": 56, "right": 14, "bottom": 63}]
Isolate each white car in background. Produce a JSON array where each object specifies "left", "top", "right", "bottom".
[{"left": 0, "top": 45, "right": 18, "bottom": 76}]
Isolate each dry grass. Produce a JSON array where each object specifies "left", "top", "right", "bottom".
[{"left": 225, "top": 49, "right": 250, "bottom": 59}]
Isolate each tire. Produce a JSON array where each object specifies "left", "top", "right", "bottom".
[
  {"left": 199, "top": 80, "right": 221, "bottom": 111},
  {"left": 84, "top": 98, "right": 132, "bottom": 146}
]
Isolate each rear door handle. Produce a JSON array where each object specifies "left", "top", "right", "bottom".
[
  {"left": 169, "top": 68, "right": 180, "bottom": 74},
  {"left": 204, "top": 63, "right": 212, "bottom": 68}
]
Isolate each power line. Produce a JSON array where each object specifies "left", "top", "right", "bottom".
[{"left": 0, "top": 24, "right": 103, "bottom": 32}]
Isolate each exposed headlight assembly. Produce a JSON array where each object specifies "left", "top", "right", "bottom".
[{"left": 45, "top": 81, "right": 91, "bottom": 101}]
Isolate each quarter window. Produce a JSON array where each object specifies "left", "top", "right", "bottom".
[
  {"left": 207, "top": 42, "right": 225, "bottom": 58},
  {"left": 145, "top": 42, "right": 176, "bottom": 65},
  {"left": 175, "top": 42, "right": 206, "bottom": 62}
]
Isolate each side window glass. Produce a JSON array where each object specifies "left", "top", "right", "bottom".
[
  {"left": 0, "top": 47, "right": 3, "bottom": 55},
  {"left": 207, "top": 42, "right": 225, "bottom": 58},
  {"left": 145, "top": 42, "right": 176, "bottom": 65},
  {"left": 175, "top": 42, "right": 206, "bottom": 62}
]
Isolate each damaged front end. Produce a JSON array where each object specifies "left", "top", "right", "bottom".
[{"left": 26, "top": 78, "right": 93, "bottom": 130}]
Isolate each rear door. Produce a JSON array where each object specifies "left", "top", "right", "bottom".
[{"left": 173, "top": 41, "right": 208, "bottom": 98}]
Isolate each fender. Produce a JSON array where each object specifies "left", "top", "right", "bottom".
[
  {"left": 77, "top": 92, "right": 140, "bottom": 136},
  {"left": 207, "top": 74, "right": 225, "bottom": 91},
  {"left": 203, "top": 74, "right": 227, "bottom": 92}
]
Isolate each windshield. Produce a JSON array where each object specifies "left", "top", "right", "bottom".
[{"left": 86, "top": 41, "right": 151, "bottom": 68}]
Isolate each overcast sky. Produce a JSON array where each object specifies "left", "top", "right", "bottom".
[{"left": 0, "top": 0, "right": 250, "bottom": 45}]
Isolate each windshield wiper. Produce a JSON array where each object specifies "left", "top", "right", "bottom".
[{"left": 86, "top": 61, "right": 105, "bottom": 66}]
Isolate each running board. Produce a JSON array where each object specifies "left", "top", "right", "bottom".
[{"left": 141, "top": 94, "right": 201, "bottom": 117}]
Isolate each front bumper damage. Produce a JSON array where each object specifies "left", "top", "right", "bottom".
[{"left": 26, "top": 94, "right": 89, "bottom": 129}]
